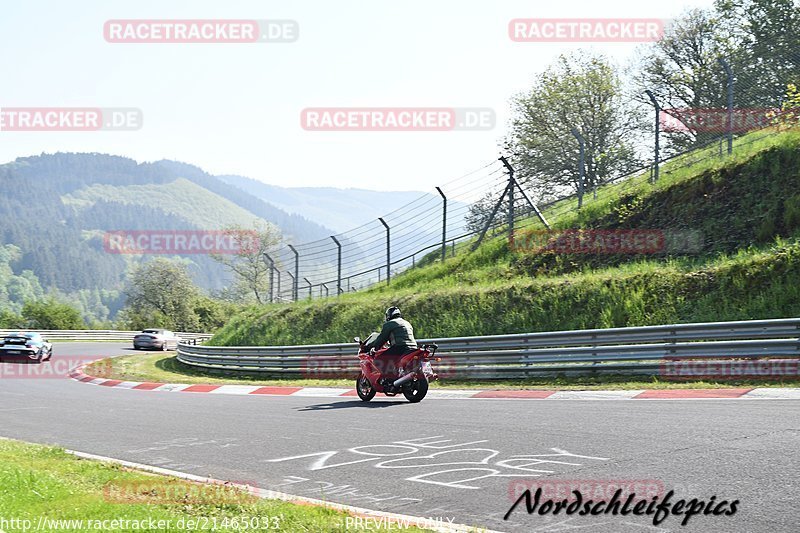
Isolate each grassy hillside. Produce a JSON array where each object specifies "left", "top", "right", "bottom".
[{"left": 210, "top": 128, "right": 800, "bottom": 346}]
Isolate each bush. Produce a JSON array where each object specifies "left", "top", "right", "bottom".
[
  {"left": 21, "top": 298, "right": 85, "bottom": 330},
  {"left": 0, "top": 309, "right": 25, "bottom": 328}
]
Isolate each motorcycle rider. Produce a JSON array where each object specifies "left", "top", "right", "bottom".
[{"left": 365, "top": 306, "right": 418, "bottom": 357}]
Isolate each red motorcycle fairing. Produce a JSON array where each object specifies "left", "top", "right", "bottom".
[{"left": 359, "top": 345, "right": 426, "bottom": 393}]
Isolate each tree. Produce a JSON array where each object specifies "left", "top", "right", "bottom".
[
  {"left": 0, "top": 309, "right": 24, "bottom": 328},
  {"left": 122, "top": 258, "right": 200, "bottom": 331},
  {"left": 210, "top": 222, "right": 281, "bottom": 304},
  {"left": 21, "top": 298, "right": 85, "bottom": 330},
  {"left": 714, "top": 0, "right": 800, "bottom": 106},
  {"left": 634, "top": 3, "right": 800, "bottom": 152},
  {"left": 507, "top": 52, "right": 642, "bottom": 200},
  {"left": 632, "top": 8, "right": 736, "bottom": 152}
]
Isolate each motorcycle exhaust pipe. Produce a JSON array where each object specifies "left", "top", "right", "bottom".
[{"left": 392, "top": 373, "right": 417, "bottom": 388}]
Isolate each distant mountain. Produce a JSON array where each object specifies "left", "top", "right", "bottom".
[
  {"left": 0, "top": 153, "right": 463, "bottom": 307},
  {"left": 0, "top": 153, "right": 334, "bottom": 296},
  {"left": 217, "top": 174, "right": 463, "bottom": 234}
]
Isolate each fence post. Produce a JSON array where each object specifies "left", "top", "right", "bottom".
[
  {"left": 322, "top": 283, "right": 329, "bottom": 298},
  {"left": 507, "top": 165, "right": 514, "bottom": 242},
  {"left": 645, "top": 90, "right": 660, "bottom": 183},
  {"left": 378, "top": 217, "right": 390, "bottom": 284},
  {"left": 286, "top": 271, "right": 294, "bottom": 301},
  {"left": 330, "top": 236, "right": 342, "bottom": 295},
  {"left": 304, "top": 277, "right": 312, "bottom": 299},
  {"left": 263, "top": 253, "right": 275, "bottom": 303},
  {"left": 571, "top": 128, "right": 585, "bottom": 208},
  {"left": 288, "top": 244, "right": 299, "bottom": 301},
  {"left": 718, "top": 58, "right": 734, "bottom": 155},
  {"left": 436, "top": 186, "right": 447, "bottom": 262}
]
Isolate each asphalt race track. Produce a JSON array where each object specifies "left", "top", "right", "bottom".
[{"left": 1, "top": 343, "right": 798, "bottom": 532}]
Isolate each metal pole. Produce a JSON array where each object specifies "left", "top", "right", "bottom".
[
  {"left": 378, "top": 218, "right": 390, "bottom": 284},
  {"left": 435, "top": 186, "right": 447, "bottom": 261},
  {"left": 718, "top": 58, "right": 734, "bottom": 155},
  {"left": 287, "top": 244, "right": 299, "bottom": 301},
  {"left": 276, "top": 270, "right": 281, "bottom": 300},
  {"left": 263, "top": 253, "right": 275, "bottom": 303},
  {"left": 322, "top": 283, "right": 328, "bottom": 298},
  {"left": 304, "top": 277, "right": 312, "bottom": 299},
  {"left": 472, "top": 181, "right": 511, "bottom": 250},
  {"left": 506, "top": 164, "right": 514, "bottom": 243},
  {"left": 570, "top": 128, "right": 585, "bottom": 208},
  {"left": 644, "top": 90, "right": 660, "bottom": 183},
  {"left": 499, "top": 156, "right": 550, "bottom": 229},
  {"left": 286, "top": 271, "right": 294, "bottom": 301},
  {"left": 330, "top": 236, "right": 342, "bottom": 295}
]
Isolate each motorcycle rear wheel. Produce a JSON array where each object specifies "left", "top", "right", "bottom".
[
  {"left": 356, "top": 374, "right": 376, "bottom": 401},
  {"left": 402, "top": 377, "right": 429, "bottom": 403}
]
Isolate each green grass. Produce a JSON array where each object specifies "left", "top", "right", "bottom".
[
  {"left": 205, "top": 127, "right": 800, "bottom": 350},
  {"left": 87, "top": 352, "right": 800, "bottom": 391},
  {"left": 0, "top": 438, "right": 432, "bottom": 532}
]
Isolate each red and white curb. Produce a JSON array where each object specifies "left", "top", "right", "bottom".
[
  {"left": 68, "top": 364, "right": 800, "bottom": 400},
  {"left": 63, "top": 448, "right": 503, "bottom": 533}
]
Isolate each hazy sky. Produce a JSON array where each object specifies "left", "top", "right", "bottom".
[{"left": 0, "top": 0, "right": 714, "bottom": 192}]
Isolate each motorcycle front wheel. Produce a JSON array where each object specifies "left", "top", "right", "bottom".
[
  {"left": 356, "top": 374, "right": 376, "bottom": 402},
  {"left": 402, "top": 377, "right": 429, "bottom": 403}
]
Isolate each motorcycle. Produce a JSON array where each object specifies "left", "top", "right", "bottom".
[{"left": 353, "top": 332, "right": 440, "bottom": 403}]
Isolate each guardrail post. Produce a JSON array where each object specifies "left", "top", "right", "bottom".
[
  {"left": 378, "top": 217, "right": 390, "bottom": 284},
  {"left": 288, "top": 244, "right": 299, "bottom": 301},
  {"left": 330, "top": 236, "right": 342, "bottom": 295},
  {"left": 436, "top": 186, "right": 447, "bottom": 262}
]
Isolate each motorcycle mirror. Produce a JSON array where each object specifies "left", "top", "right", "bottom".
[{"left": 354, "top": 336, "right": 361, "bottom": 343}]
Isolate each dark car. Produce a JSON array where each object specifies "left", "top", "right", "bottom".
[
  {"left": 133, "top": 329, "right": 178, "bottom": 351},
  {"left": 0, "top": 332, "right": 53, "bottom": 363}
]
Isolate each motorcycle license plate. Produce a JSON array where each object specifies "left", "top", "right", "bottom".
[{"left": 422, "top": 361, "right": 433, "bottom": 374}]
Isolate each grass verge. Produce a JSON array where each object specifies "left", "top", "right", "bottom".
[
  {"left": 87, "top": 352, "right": 800, "bottom": 391},
  {"left": 0, "top": 438, "right": 431, "bottom": 532}
]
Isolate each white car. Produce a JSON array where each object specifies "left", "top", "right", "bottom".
[
  {"left": 0, "top": 332, "right": 53, "bottom": 363},
  {"left": 133, "top": 329, "right": 179, "bottom": 351}
]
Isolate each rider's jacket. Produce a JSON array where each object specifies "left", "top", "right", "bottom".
[{"left": 365, "top": 317, "right": 418, "bottom": 351}]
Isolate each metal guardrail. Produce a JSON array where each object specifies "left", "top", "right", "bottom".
[
  {"left": 0, "top": 330, "right": 212, "bottom": 344},
  {"left": 176, "top": 318, "right": 800, "bottom": 379}
]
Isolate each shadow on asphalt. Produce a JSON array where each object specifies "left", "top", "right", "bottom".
[{"left": 295, "top": 400, "right": 409, "bottom": 411}]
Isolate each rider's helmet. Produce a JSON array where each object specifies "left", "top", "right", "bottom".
[{"left": 385, "top": 306, "right": 401, "bottom": 321}]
